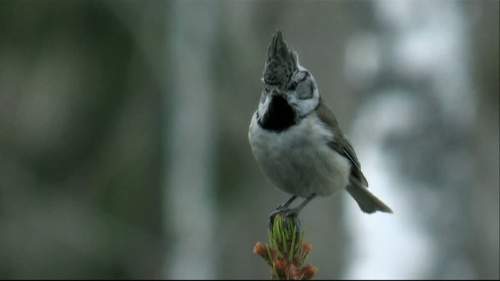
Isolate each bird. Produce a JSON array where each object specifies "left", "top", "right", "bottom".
[{"left": 248, "top": 31, "right": 392, "bottom": 220}]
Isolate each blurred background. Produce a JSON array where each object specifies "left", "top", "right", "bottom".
[{"left": 0, "top": 0, "right": 498, "bottom": 279}]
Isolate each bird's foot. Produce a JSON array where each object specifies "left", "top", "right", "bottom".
[
  {"left": 269, "top": 206, "right": 286, "bottom": 228},
  {"left": 268, "top": 207, "right": 300, "bottom": 230},
  {"left": 283, "top": 207, "right": 300, "bottom": 218}
]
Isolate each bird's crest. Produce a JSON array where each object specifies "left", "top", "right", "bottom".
[{"left": 263, "top": 31, "right": 298, "bottom": 89}]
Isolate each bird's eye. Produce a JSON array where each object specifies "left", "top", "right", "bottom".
[{"left": 288, "top": 81, "right": 298, "bottom": 91}]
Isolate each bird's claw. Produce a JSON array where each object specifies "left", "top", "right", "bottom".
[
  {"left": 283, "top": 208, "right": 299, "bottom": 218},
  {"left": 268, "top": 207, "right": 299, "bottom": 230},
  {"left": 269, "top": 207, "right": 285, "bottom": 229}
]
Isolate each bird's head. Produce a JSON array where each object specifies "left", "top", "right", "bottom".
[{"left": 260, "top": 31, "right": 320, "bottom": 120}]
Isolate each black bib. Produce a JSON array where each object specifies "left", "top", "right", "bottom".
[{"left": 258, "top": 95, "right": 296, "bottom": 132}]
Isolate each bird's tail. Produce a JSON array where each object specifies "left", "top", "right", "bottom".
[{"left": 346, "top": 183, "right": 393, "bottom": 214}]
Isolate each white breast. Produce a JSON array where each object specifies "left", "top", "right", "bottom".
[{"left": 248, "top": 112, "right": 351, "bottom": 197}]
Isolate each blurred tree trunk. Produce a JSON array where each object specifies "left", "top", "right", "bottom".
[
  {"left": 345, "top": 0, "right": 496, "bottom": 278},
  {"left": 469, "top": 1, "right": 499, "bottom": 278},
  {"left": 162, "top": 0, "right": 218, "bottom": 278}
]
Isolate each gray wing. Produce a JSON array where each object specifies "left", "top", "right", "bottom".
[{"left": 316, "top": 101, "right": 369, "bottom": 187}]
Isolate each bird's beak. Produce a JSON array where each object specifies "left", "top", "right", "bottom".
[
  {"left": 263, "top": 31, "right": 298, "bottom": 88},
  {"left": 270, "top": 87, "right": 286, "bottom": 97}
]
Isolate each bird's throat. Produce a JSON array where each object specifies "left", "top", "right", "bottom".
[{"left": 258, "top": 95, "right": 296, "bottom": 132}]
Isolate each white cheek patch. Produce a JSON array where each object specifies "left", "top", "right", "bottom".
[
  {"left": 257, "top": 94, "right": 271, "bottom": 118},
  {"left": 288, "top": 90, "right": 319, "bottom": 118}
]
